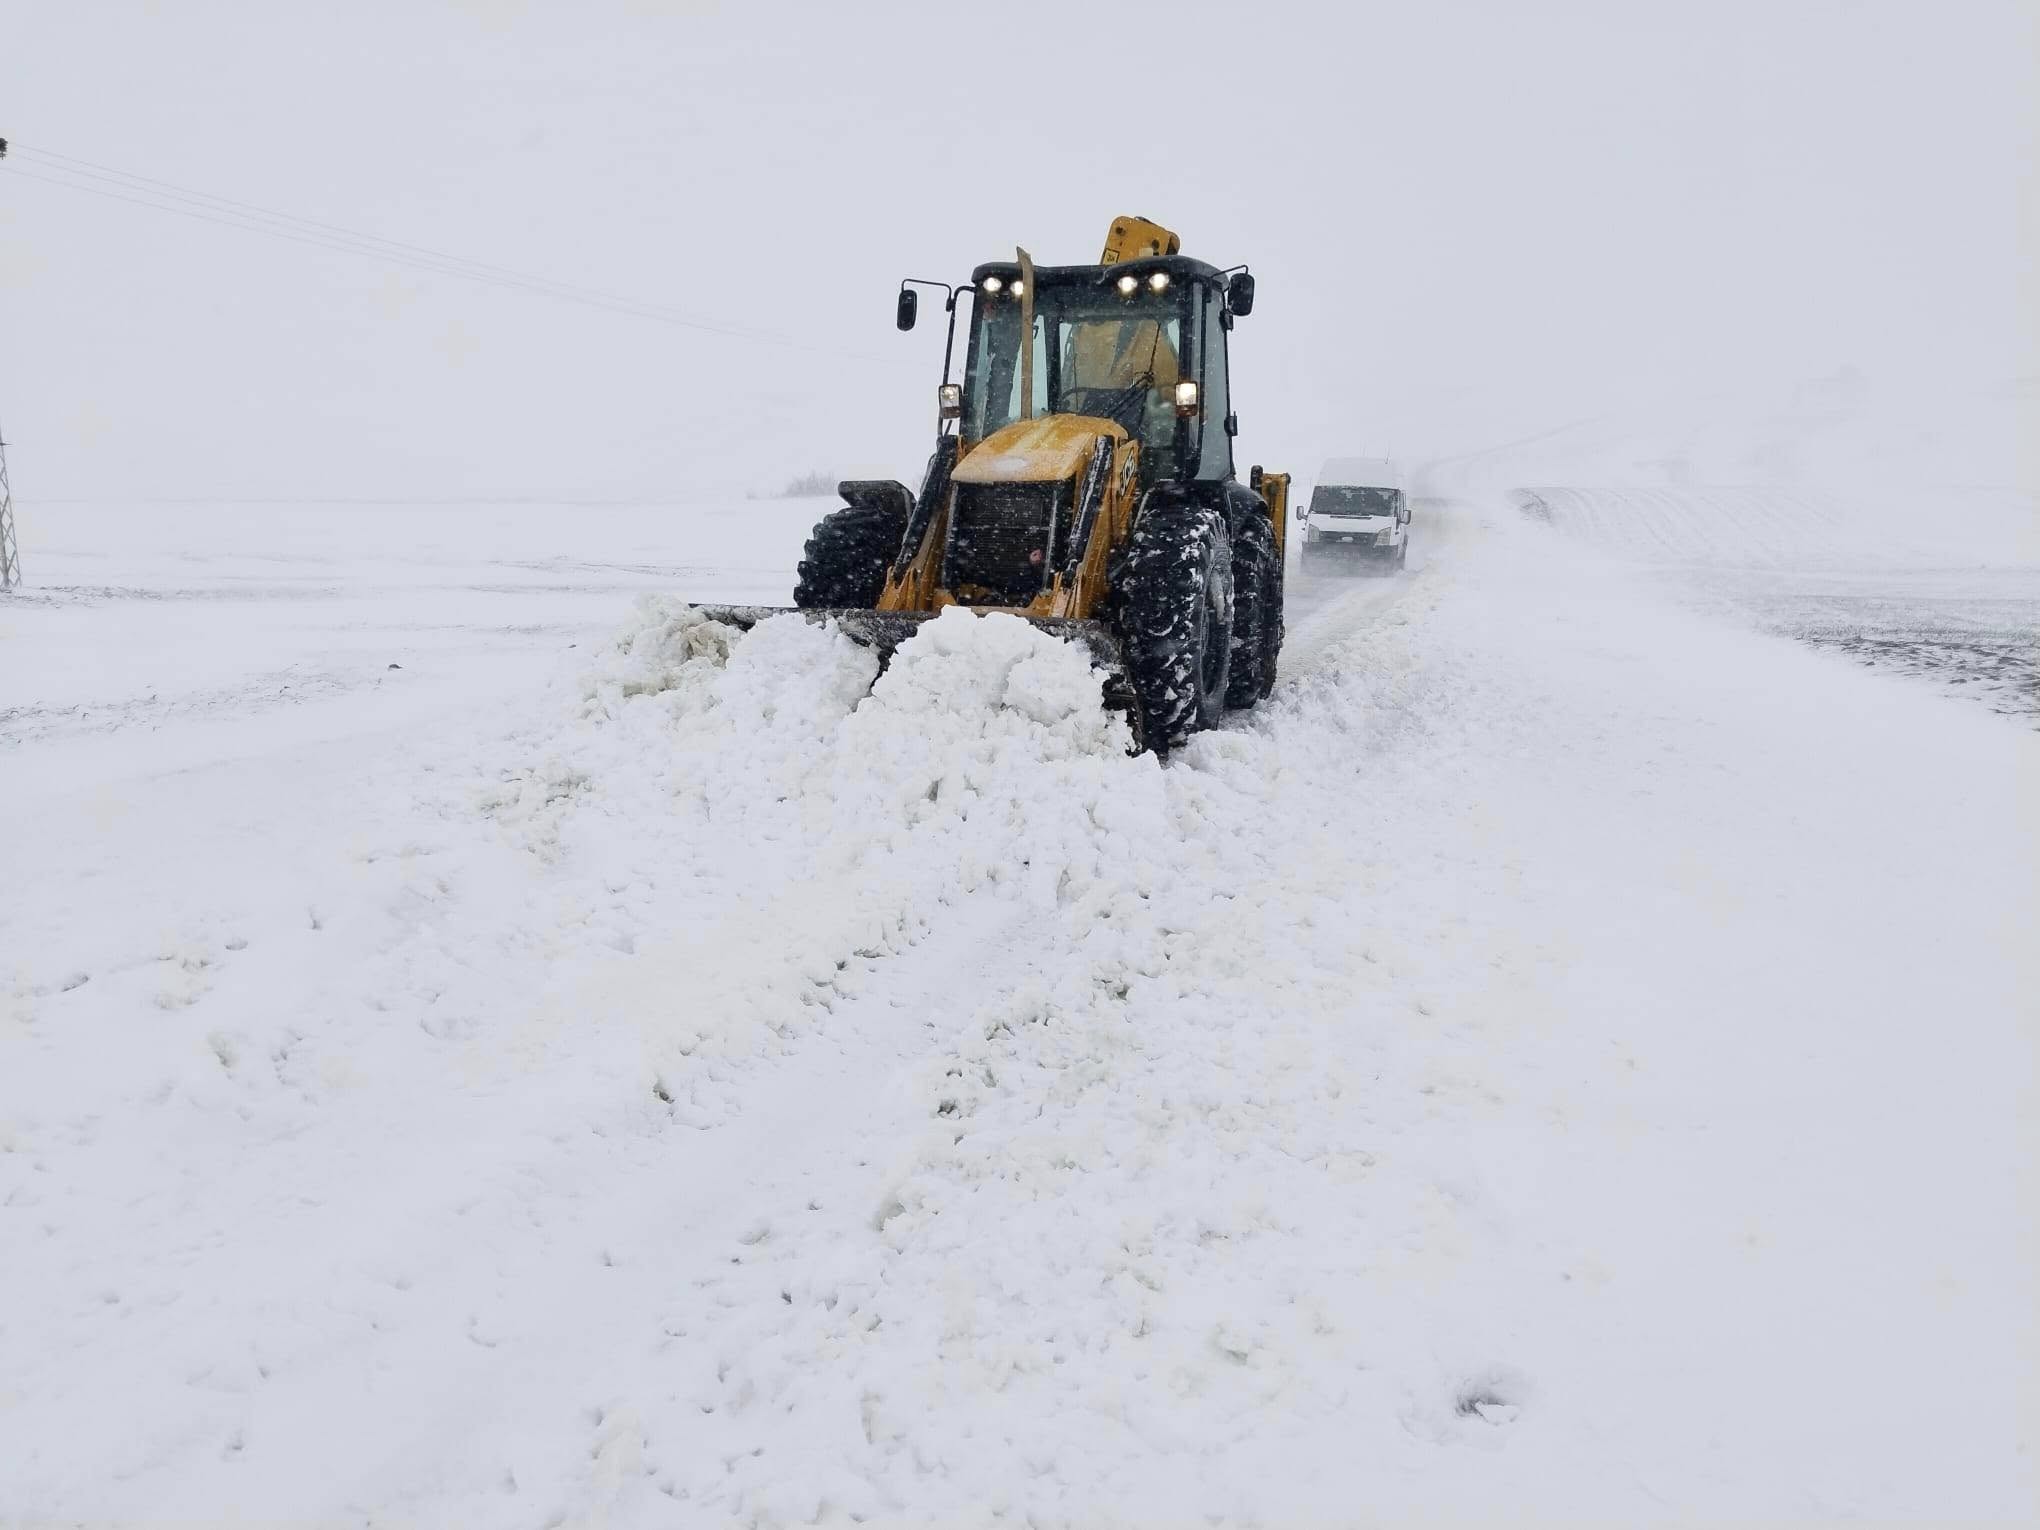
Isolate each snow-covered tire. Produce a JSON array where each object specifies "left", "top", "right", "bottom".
[
  {"left": 1226, "top": 516, "right": 1280, "bottom": 707},
  {"left": 792, "top": 502, "right": 907, "bottom": 609},
  {"left": 1396, "top": 537, "right": 1408, "bottom": 572},
  {"left": 1267, "top": 554, "right": 1287, "bottom": 685},
  {"left": 1118, "top": 503, "right": 1232, "bottom": 751}
]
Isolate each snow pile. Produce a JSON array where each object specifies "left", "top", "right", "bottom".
[
  {"left": 569, "top": 600, "right": 1138, "bottom": 893},
  {"left": 581, "top": 598, "right": 747, "bottom": 713},
  {"left": 642, "top": 580, "right": 1572, "bottom": 1521},
  {"left": 478, "top": 601, "right": 1150, "bottom": 1133},
  {"left": 824, "top": 609, "right": 1143, "bottom": 898}
]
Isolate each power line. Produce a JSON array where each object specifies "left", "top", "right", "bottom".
[
  {"left": 2, "top": 139, "right": 899, "bottom": 362},
  {"left": 1, "top": 141, "right": 13, "bottom": 588},
  {"left": 3, "top": 159, "right": 772, "bottom": 343},
  {"left": 17, "top": 142, "right": 674, "bottom": 304},
  {"left": 7, "top": 144, "right": 767, "bottom": 339},
  {"left": 6, "top": 162, "right": 779, "bottom": 339}
]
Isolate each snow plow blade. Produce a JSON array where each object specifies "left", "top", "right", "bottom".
[{"left": 688, "top": 605, "right": 1143, "bottom": 745}]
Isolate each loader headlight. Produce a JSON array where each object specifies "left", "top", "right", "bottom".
[
  {"left": 1149, "top": 272, "right": 1171, "bottom": 292},
  {"left": 1173, "top": 380, "right": 1200, "bottom": 415},
  {"left": 982, "top": 275, "right": 1004, "bottom": 294},
  {"left": 1009, "top": 280, "right": 1024, "bottom": 296},
  {"left": 1116, "top": 274, "right": 1138, "bottom": 296},
  {"left": 938, "top": 383, "right": 962, "bottom": 419}
]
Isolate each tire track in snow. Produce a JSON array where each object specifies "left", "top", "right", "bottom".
[
  {"left": 547, "top": 892, "right": 1070, "bottom": 1525},
  {"left": 1278, "top": 569, "right": 1421, "bottom": 682},
  {"left": 1276, "top": 496, "right": 1471, "bottom": 682}
]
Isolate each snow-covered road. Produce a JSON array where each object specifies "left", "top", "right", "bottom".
[{"left": 2, "top": 494, "right": 2033, "bottom": 1524}]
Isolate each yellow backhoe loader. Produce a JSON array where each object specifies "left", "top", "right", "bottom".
[{"left": 697, "top": 217, "right": 1288, "bottom": 752}]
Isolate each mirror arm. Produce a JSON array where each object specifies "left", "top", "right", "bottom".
[
  {"left": 900, "top": 279, "right": 971, "bottom": 404},
  {"left": 939, "top": 286, "right": 969, "bottom": 391}
]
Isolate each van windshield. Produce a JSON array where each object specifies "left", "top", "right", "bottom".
[{"left": 1313, "top": 485, "right": 1400, "bottom": 516}]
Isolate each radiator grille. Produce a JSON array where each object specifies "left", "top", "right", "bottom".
[{"left": 946, "top": 482, "right": 1063, "bottom": 604}]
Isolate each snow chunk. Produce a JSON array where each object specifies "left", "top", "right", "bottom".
[
  {"left": 712, "top": 611, "right": 881, "bottom": 740},
  {"left": 861, "top": 608, "right": 1126, "bottom": 753},
  {"left": 579, "top": 595, "right": 743, "bottom": 717}
]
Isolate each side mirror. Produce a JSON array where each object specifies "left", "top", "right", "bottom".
[
  {"left": 1227, "top": 271, "right": 1256, "bottom": 317},
  {"left": 896, "top": 288, "right": 918, "bottom": 331}
]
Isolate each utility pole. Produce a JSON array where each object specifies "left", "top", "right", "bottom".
[
  {"left": 0, "top": 416, "right": 19, "bottom": 591},
  {"left": 0, "top": 137, "right": 16, "bottom": 589}
]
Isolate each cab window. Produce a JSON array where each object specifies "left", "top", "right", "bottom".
[{"left": 1196, "top": 286, "right": 1232, "bottom": 481}]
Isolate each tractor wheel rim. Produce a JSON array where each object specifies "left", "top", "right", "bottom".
[{"left": 1200, "top": 579, "right": 1227, "bottom": 698}]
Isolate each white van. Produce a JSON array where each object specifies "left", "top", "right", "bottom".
[{"left": 1299, "top": 457, "right": 1409, "bottom": 573}]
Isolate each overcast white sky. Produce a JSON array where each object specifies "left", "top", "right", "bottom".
[{"left": 2, "top": 0, "right": 2033, "bottom": 502}]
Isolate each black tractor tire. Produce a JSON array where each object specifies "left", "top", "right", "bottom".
[
  {"left": 1266, "top": 556, "right": 1287, "bottom": 688},
  {"left": 792, "top": 502, "right": 908, "bottom": 609},
  {"left": 1226, "top": 516, "right": 1281, "bottom": 707},
  {"left": 1118, "top": 503, "right": 1233, "bottom": 752}
]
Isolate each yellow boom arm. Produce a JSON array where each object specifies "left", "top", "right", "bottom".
[{"left": 1100, "top": 216, "right": 1180, "bottom": 264}]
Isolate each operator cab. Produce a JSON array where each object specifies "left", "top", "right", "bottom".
[{"left": 959, "top": 255, "right": 1241, "bottom": 488}]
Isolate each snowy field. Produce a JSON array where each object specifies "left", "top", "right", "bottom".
[
  {"left": 1684, "top": 563, "right": 2040, "bottom": 724},
  {"left": 2, "top": 494, "right": 2035, "bottom": 1524},
  {"left": 1509, "top": 484, "right": 2039, "bottom": 722}
]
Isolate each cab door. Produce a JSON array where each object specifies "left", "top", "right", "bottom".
[{"left": 1191, "top": 284, "right": 1234, "bottom": 484}]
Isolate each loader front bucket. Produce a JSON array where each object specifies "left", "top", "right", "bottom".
[{"left": 687, "top": 604, "right": 1144, "bottom": 750}]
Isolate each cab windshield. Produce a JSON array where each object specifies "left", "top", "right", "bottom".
[
  {"left": 1313, "top": 485, "right": 1401, "bottom": 517},
  {"left": 963, "top": 279, "right": 1189, "bottom": 465}
]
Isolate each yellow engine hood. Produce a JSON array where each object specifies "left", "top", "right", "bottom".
[{"left": 955, "top": 415, "right": 1127, "bottom": 485}]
